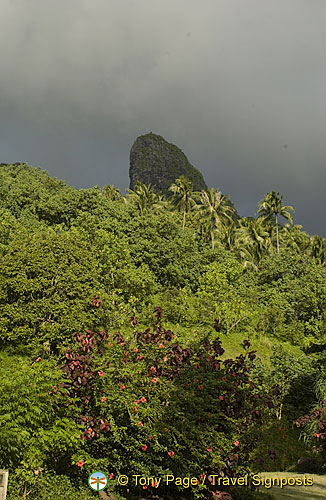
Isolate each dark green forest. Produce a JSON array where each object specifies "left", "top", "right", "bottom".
[{"left": 0, "top": 163, "right": 325, "bottom": 500}]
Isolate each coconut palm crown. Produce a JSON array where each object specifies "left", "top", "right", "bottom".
[
  {"left": 196, "top": 188, "right": 236, "bottom": 249},
  {"left": 169, "top": 176, "right": 196, "bottom": 230},
  {"left": 257, "top": 191, "right": 294, "bottom": 254}
]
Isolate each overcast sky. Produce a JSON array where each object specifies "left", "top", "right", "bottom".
[{"left": 1, "top": 0, "right": 325, "bottom": 235}]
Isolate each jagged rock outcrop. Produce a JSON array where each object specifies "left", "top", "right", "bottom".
[{"left": 129, "top": 132, "right": 207, "bottom": 194}]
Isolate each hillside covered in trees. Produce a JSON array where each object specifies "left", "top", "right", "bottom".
[{"left": 0, "top": 162, "right": 325, "bottom": 500}]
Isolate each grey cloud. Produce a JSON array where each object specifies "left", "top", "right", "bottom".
[{"left": 0, "top": 0, "right": 325, "bottom": 234}]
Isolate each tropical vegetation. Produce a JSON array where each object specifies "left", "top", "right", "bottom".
[{"left": 0, "top": 163, "right": 325, "bottom": 500}]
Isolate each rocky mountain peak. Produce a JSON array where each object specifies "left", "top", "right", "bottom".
[{"left": 129, "top": 132, "right": 207, "bottom": 194}]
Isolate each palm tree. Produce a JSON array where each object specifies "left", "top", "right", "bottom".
[
  {"left": 310, "top": 235, "right": 326, "bottom": 265},
  {"left": 279, "top": 224, "right": 310, "bottom": 254},
  {"left": 257, "top": 191, "right": 294, "bottom": 254},
  {"left": 102, "top": 184, "right": 123, "bottom": 201},
  {"left": 220, "top": 220, "right": 238, "bottom": 252},
  {"left": 126, "top": 181, "right": 165, "bottom": 214},
  {"left": 169, "top": 176, "right": 196, "bottom": 230},
  {"left": 196, "top": 188, "right": 236, "bottom": 249},
  {"left": 235, "top": 217, "right": 272, "bottom": 270}
]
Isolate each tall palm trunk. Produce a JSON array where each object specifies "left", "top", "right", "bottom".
[
  {"left": 276, "top": 214, "right": 279, "bottom": 254},
  {"left": 182, "top": 208, "right": 186, "bottom": 230},
  {"left": 211, "top": 219, "right": 215, "bottom": 249}
]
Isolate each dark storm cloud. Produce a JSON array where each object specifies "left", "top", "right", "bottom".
[{"left": 0, "top": 0, "right": 325, "bottom": 234}]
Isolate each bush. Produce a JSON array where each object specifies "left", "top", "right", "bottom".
[
  {"left": 249, "top": 419, "right": 308, "bottom": 472},
  {"left": 7, "top": 474, "right": 96, "bottom": 500},
  {"left": 296, "top": 455, "right": 323, "bottom": 474},
  {"left": 0, "top": 353, "right": 82, "bottom": 498},
  {"left": 0, "top": 230, "right": 104, "bottom": 352},
  {"left": 57, "top": 308, "right": 274, "bottom": 499},
  {"left": 294, "top": 384, "right": 326, "bottom": 469}
]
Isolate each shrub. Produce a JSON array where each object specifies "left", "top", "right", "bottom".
[
  {"left": 294, "top": 401, "right": 326, "bottom": 469},
  {"left": 0, "top": 353, "right": 82, "bottom": 498},
  {"left": 0, "top": 230, "right": 104, "bottom": 353},
  {"left": 58, "top": 307, "right": 274, "bottom": 499},
  {"left": 7, "top": 474, "right": 96, "bottom": 500},
  {"left": 249, "top": 419, "right": 308, "bottom": 472}
]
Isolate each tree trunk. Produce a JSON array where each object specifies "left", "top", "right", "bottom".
[
  {"left": 182, "top": 208, "right": 186, "bottom": 230},
  {"left": 211, "top": 220, "right": 215, "bottom": 249},
  {"left": 276, "top": 214, "right": 279, "bottom": 254}
]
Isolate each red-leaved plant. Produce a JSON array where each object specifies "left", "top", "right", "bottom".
[
  {"left": 295, "top": 399, "right": 326, "bottom": 468},
  {"left": 59, "top": 303, "right": 274, "bottom": 499}
]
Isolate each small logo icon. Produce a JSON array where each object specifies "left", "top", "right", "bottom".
[{"left": 88, "top": 471, "right": 108, "bottom": 491}]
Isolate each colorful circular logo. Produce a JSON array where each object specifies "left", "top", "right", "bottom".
[{"left": 88, "top": 471, "right": 108, "bottom": 491}]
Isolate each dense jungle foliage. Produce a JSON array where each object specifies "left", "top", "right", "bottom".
[{"left": 0, "top": 163, "right": 325, "bottom": 500}]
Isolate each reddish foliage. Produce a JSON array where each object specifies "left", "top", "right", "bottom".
[
  {"left": 295, "top": 400, "right": 326, "bottom": 464},
  {"left": 59, "top": 305, "right": 274, "bottom": 499},
  {"left": 91, "top": 296, "right": 102, "bottom": 308}
]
